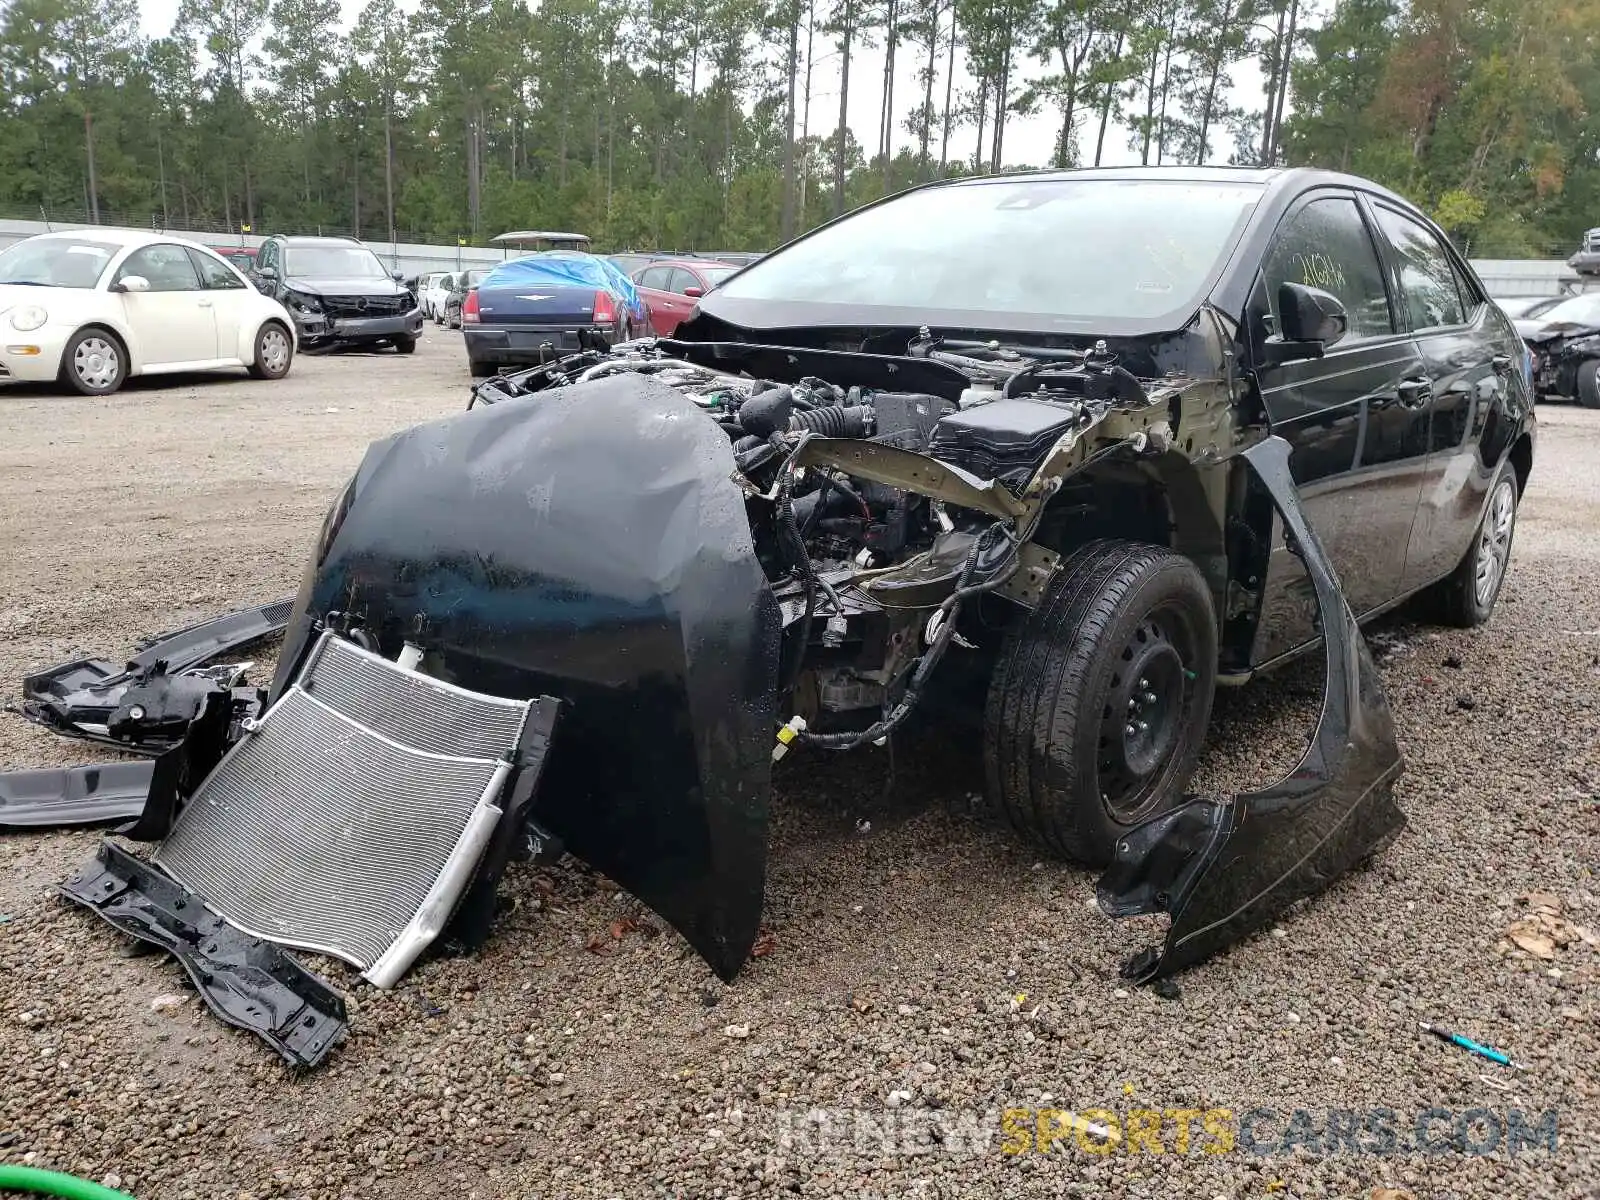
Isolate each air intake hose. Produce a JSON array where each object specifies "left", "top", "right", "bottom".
[{"left": 788, "top": 405, "right": 872, "bottom": 437}]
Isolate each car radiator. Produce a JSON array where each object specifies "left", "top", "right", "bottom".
[{"left": 153, "top": 631, "right": 532, "bottom": 988}]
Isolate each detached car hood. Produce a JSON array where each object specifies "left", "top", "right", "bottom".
[{"left": 269, "top": 374, "right": 782, "bottom": 980}]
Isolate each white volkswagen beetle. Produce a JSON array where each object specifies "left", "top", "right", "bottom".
[{"left": 0, "top": 229, "right": 296, "bottom": 396}]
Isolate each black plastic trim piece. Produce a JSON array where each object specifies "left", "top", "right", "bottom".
[
  {"left": 59, "top": 841, "right": 348, "bottom": 1068},
  {"left": 0, "top": 761, "right": 155, "bottom": 830},
  {"left": 21, "top": 596, "right": 293, "bottom": 754}
]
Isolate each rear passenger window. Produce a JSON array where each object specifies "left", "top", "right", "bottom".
[
  {"left": 1371, "top": 206, "right": 1466, "bottom": 330},
  {"left": 1264, "top": 196, "right": 1395, "bottom": 341}
]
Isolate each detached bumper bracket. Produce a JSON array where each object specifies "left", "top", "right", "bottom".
[{"left": 59, "top": 841, "right": 348, "bottom": 1069}]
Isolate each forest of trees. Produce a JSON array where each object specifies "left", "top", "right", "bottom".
[{"left": 1, "top": 0, "right": 1596, "bottom": 256}]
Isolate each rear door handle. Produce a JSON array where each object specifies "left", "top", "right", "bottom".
[
  {"left": 197, "top": 299, "right": 214, "bottom": 308},
  {"left": 1397, "top": 376, "right": 1433, "bottom": 408}
]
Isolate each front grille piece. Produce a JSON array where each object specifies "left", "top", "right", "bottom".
[{"left": 154, "top": 632, "right": 531, "bottom": 988}]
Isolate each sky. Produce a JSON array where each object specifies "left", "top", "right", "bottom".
[{"left": 137, "top": 0, "right": 1267, "bottom": 172}]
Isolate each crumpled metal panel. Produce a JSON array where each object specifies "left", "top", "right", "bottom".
[
  {"left": 59, "top": 841, "right": 348, "bottom": 1069},
  {"left": 1096, "top": 435, "right": 1407, "bottom": 980},
  {"left": 271, "top": 372, "right": 781, "bottom": 981}
]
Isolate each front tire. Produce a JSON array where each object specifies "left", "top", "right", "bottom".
[
  {"left": 1431, "top": 459, "right": 1519, "bottom": 627},
  {"left": 984, "top": 540, "right": 1218, "bottom": 865},
  {"left": 247, "top": 321, "right": 293, "bottom": 380},
  {"left": 1576, "top": 359, "right": 1600, "bottom": 409},
  {"left": 393, "top": 334, "right": 417, "bottom": 355},
  {"left": 61, "top": 327, "right": 127, "bottom": 396}
]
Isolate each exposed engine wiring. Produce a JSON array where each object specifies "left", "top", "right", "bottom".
[{"left": 795, "top": 520, "right": 1019, "bottom": 751}]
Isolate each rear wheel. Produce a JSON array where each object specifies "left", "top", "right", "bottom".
[
  {"left": 1576, "top": 359, "right": 1600, "bottom": 409},
  {"left": 246, "top": 321, "right": 293, "bottom": 379},
  {"left": 61, "top": 327, "right": 127, "bottom": 396},
  {"left": 467, "top": 356, "right": 495, "bottom": 378},
  {"left": 1430, "top": 459, "right": 1519, "bottom": 627},
  {"left": 984, "top": 540, "right": 1217, "bottom": 865}
]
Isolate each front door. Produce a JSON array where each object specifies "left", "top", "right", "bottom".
[
  {"left": 113, "top": 244, "right": 218, "bottom": 366},
  {"left": 186, "top": 246, "right": 255, "bottom": 361},
  {"left": 1249, "top": 190, "right": 1427, "bottom": 663}
]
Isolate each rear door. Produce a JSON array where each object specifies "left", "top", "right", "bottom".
[
  {"left": 1366, "top": 201, "right": 1510, "bottom": 593},
  {"left": 1250, "top": 189, "right": 1427, "bottom": 662},
  {"left": 634, "top": 265, "right": 684, "bottom": 334}
]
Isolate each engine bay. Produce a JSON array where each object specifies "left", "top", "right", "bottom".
[{"left": 469, "top": 334, "right": 1187, "bottom": 738}]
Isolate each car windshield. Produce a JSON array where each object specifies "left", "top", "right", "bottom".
[
  {"left": 699, "top": 267, "right": 736, "bottom": 286},
  {"left": 1534, "top": 293, "right": 1600, "bottom": 326},
  {"left": 715, "top": 178, "right": 1264, "bottom": 326},
  {"left": 285, "top": 245, "right": 387, "bottom": 278},
  {"left": 0, "top": 238, "right": 120, "bottom": 288}
]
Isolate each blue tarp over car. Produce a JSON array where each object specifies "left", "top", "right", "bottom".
[{"left": 481, "top": 251, "right": 646, "bottom": 322}]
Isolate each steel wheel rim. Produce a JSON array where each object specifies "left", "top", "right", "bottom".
[
  {"left": 1097, "top": 608, "right": 1194, "bottom": 822},
  {"left": 74, "top": 337, "right": 119, "bottom": 389},
  {"left": 1473, "top": 477, "right": 1516, "bottom": 607},
  {"left": 260, "top": 327, "right": 289, "bottom": 374}
]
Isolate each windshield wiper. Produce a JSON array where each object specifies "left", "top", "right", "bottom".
[{"left": 0, "top": 280, "right": 53, "bottom": 287}]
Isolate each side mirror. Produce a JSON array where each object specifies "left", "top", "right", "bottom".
[
  {"left": 256, "top": 266, "right": 278, "bottom": 281},
  {"left": 392, "top": 271, "right": 404, "bottom": 282},
  {"left": 683, "top": 286, "right": 703, "bottom": 299},
  {"left": 1262, "top": 282, "right": 1350, "bottom": 367},
  {"left": 114, "top": 275, "right": 150, "bottom": 293}
]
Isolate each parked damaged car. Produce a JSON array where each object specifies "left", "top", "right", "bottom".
[
  {"left": 5, "top": 167, "right": 1535, "bottom": 1066},
  {"left": 1514, "top": 290, "right": 1600, "bottom": 408},
  {"left": 1567, "top": 227, "right": 1600, "bottom": 277},
  {"left": 249, "top": 234, "right": 423, "bottom": 354}
]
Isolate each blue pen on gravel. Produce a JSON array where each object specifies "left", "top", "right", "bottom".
[{"left": 1419, "top": 1022, "right": 1527, "bottom": 1070}]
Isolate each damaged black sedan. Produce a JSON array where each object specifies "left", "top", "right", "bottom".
[
  {"left": 358, "top": 168, "right": 1532, "bottom": 976},
  {"left": 22, "top": 168, "right": 1536, "bottom": 1063}
]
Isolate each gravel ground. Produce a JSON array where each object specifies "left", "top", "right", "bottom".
[{"left": 1, "top": 334, "right": 1596, "bottom": 1200}]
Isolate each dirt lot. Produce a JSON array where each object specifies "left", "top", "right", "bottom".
[{"left": 1, "top": 332, "right": 1597, "bottom": 1199}]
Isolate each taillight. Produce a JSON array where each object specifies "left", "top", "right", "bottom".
[
  {"left": 462, "top": 289, "right": 480, "bottom": 323},
  {"left": 592, "top": 289, "right": 616, "bottom": 327}
]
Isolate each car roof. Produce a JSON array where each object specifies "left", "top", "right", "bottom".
[
  {"left": 277, "top": 235, "right": 366, "bottom": 246},
  {"left": 932, "top": 164, "right": 1422, "bottom": 212},
  {"left": 24, "top": 228, "right": 221, "bottom": 252},
  {"left": 642, "top": 259, "right": 737, "bottom": 271}
]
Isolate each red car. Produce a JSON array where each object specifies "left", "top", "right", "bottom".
[{"left": 630, "top": 259, "right": 739, "bottom": 336}]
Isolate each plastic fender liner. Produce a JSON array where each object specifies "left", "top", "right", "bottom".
[
  {"left": 20, "top": 595, "right": 294, "bottom": 755},
  {"left": 59, "top": 841, "right": 348, "bottom": 1069},
  {"left": 1096, "top": 434, "right": 1406, "bottom": 981},
  {"left": 271, "top": 372, "right": 782, "bottom": 981},
  {"left": 0, "top": 685, "right": 234, "bottom": 834}
]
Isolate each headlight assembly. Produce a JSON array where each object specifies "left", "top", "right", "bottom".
[
  {"left": 9, "top": 305, "right": 47, "bottom": 332},
  {"left": 285, "top": 290, "right": 322, "bottom": 314}
]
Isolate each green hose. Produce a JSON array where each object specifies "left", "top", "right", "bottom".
[{"left": 0, "top": 1166, "right": 134, "bottom": 1199}]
